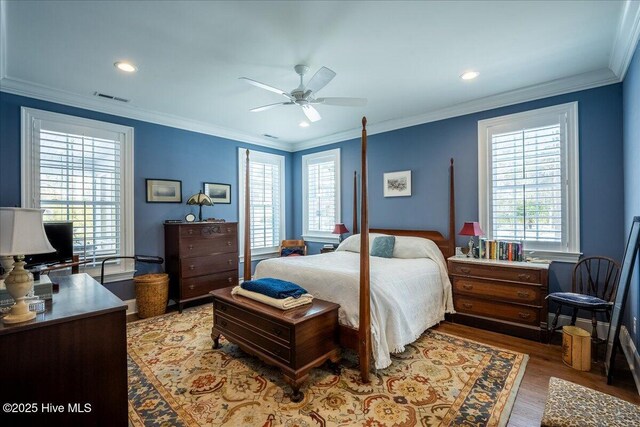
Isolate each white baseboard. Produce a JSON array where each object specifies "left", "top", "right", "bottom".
[
  {"left": 620, "top": 325, "right": 640, "bottom": 395},
  {"left": 547, "top": 313, "right": 640, "bottom": 395},
  {"left": 123, "top": 298, "right": 176, "bottom": 316}
]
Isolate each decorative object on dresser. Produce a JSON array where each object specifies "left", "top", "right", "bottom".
[
  {"left": 0, "top": 208, "right": 54, "bottom": 324},
  {"left": 383, "top": 170, "right": 411, "bottom": 197},
  {"left": 186, "top": 190, "right": 213, "bottom": 222},
  {"left": 332, "top": 223, "right": 349, "bottom": 244},
  {"left": 211, "top": 286, "right": 340, "bottom": 403},
  {"left": 164, "top": 222, "right": 238, "bottom": 312},
  {"left": 448, "top": 256, "right": 550, "bottom": 341},
  {"left": 184, "top": 213, "right": 196, "bottom": 223},
  {"left": 203, "top": 182, "right": 231, "bottom": 204},
  {"left": 146, "top": 179, "right": 182, "bottom": 203},
  {"left": 458, "top": 221, "right": 484, "bottom": 257}
]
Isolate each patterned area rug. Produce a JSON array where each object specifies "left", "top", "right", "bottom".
[{"left": 127, "top": 305, "right": 528, "bottom": 426}]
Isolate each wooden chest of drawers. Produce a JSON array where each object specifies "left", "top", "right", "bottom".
[
  {"left": 211, "top": 287, "right": 340, "bottom": 402},
  {"left": 448, "top": 256, "right": 550, "bottom": 341},
  {"left": 165, "top": 222, "right": 238, "bottom": 312}
]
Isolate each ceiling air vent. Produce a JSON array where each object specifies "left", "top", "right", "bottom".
[
  {"left": 94, "top": 92, "right": 130, "bottom": 103},
  {"left": 262, "top": 134, "right": 279, "bottom": 139}
]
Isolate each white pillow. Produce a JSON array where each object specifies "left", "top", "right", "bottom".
[
  {"left": 392, "top": 236, "right": 434, "bottom": 258},
  {"left": 336, "top": 233, "right": 386, "bottom": 253}
]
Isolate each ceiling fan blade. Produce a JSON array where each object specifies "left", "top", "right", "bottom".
[
  {"left": 305, "top": 66, "right": 336, "bottom": 94},
  {"left": 250, "top": 102, "right": 293, "bottom": 112},
  {"left": 239, "top": 77, "right": 293, "bottom": 100},
  {"left": 314, "top": 97, "right": 368, "bottom": 107},
  {"left": 302, "top": 104, "right": 321, "bottom": 122}
]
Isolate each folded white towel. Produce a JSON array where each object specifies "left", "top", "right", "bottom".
[{"left": 231, "top": 286, "right": 313, "bottom": 310}]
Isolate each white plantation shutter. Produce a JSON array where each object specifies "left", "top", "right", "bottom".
[
  {"left": 302, "top": 149, "right": 341, "bottom": 241},
  {"left": 239, "top": 149, "right": 285, "bottom": 255},
  {"left": 479, "top": 102, "right": 580, "bottom": 261},
  {"left": 22, "top": 108, "right": 134, "bottom": 277}
]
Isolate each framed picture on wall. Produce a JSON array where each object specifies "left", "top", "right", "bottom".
[
  {"left": 383, "top": 170, "right": 411, "bottom": 197},
  {"left": 204, "top": 182, "right": 231, "bottom": 204},
  {"left": 146, "top": 179, "right": 182, "bottom": 203}
]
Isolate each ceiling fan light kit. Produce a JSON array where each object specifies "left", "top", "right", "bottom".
[{"left": 241, "top": 64, "right": 367, "bottom": 123}]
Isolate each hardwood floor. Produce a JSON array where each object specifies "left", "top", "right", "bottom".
[{"left": 437, "top": 322, "right": 640, "bottom": 426}]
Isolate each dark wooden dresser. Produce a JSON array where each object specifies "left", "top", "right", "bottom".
[
  {"left": 211, "top": 287, "right": 340, "bottom": 402},
  {"left": 448, "top": 256, "right": 550, "bottom": 341},
  {"left": 0, "top": 274, "right": 127, "bottom": 426},
  {"left": 165, "top": 222, "right": 238, "bottom": 312}
]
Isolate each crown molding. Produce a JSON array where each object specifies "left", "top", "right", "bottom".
[
  {"left": 291, "top": 68, "right": 619, "bottom": 151},
  {"left": 610, "top": 0, "right": 640, "bottom": 80},
  {"left": 0, "top": 76, "right": 294, "bottom": 152}
]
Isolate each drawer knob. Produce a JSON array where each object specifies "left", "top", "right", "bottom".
[
  {"left": 188, "top": 245, "right": 194, "bottom": 250},
  {"left": 227, "top": 228, "right": 232, "bottom": 233},
  {"left": 518, "top": 273, "right": 531, "bottom": 281},
  {"left": 188, "top": 229, "right": 194, "bottom": 235},
  {"left": 462, "top": 284, "right": 473, "bottom": 290},
  {"left": 219, "top": 305, "right": 227, "bottom": 312},
  {"left": 189, "top": 265, "right": 195, "bottom": 270},
  {"left": 517, "top": 291, "right": 530, "bottom": 298},
  {"left": 188, "top": 285, "right": 195, "bottom": 290},
  {"left": 227, "top": 259, "right": 233, "bottom": 265},
  {"left": 462, "top": 303, "right": 473, "bottom": 309},
  {"left": 220, "top": 320, "right": 227, "bottom": 327},
  {"left": 227, "top": 241, "right": 232, "bottom": 246},
  {"left": 227, "top": 277, "right": 233, "bottom": 283},
  {"left": 518, "top": 312, "right": 531, "bottom": 319},
  {"left": 272, "top": 327, "right": 282, "bottom": 337},
  {"left": 459, "top": 267, "right": 471, "bottom": 274}
]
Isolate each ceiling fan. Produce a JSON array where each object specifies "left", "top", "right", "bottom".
[{"left": 240, "top": 65, "right": 367, "bottom": 122}]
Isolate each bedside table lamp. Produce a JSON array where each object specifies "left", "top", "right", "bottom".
[
  {"left": 0, "top": 208, "right": 55, "bottom": 324},
  {"left": 458, "top": 221, "right": 484, "bottom": 258},
  {"left": 332, "top": 223, "right": 349, "bottom": 244},
  {"left": 187, "top": 191, "right": 213, "bottom": 222}
]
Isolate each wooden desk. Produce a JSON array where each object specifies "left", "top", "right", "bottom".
[{"left": 0, "top": 274, "right": 127, "bottom": 426}]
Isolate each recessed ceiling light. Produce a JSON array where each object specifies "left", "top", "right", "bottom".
[
  {"left": 114, "top": 61, "right": 138, "bottom": 73},
  {"left": 299, "top": 121, "right": 310, "bottom": 128},
  {"left": 460, "top": 71, "right": 479, "bottom": 80}
]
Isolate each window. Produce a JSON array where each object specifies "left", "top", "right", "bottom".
[
  {"left": 302, "top": 149, "right": 341, "bottom": 243},
  {"left": 238, "top": 148, "right": 285, "bottom": 260},
  {"left": 21, "top": 107, "right": 134, "bottom": 282},
  {"left": 478, "top": 102, "right": 580, "bottom": 262}
]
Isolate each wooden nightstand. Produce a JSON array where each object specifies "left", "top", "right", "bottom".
[
  {"left": 447, "top": 256, "right": 550, "bottom": 341},
  {"left": 210, "top": 287, "right": 340, "bottom": 402}
]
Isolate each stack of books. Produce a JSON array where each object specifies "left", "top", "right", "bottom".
[{"left": 478, "top": 239, "right": 524, "bottom": 262}]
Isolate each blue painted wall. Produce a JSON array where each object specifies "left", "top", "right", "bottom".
[
  {"left": 294, "top": 84, "right": 626, "bottom": 322},
  {"left": 0, "top": 92, "right": 294, "bottom": 298},
  {"left": 623, "top": 42, "right": 640, "bottom": 347}
]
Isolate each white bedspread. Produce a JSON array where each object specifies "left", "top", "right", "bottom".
[{"left": 254, "top": 250, "right": 454, "bottom": 369}]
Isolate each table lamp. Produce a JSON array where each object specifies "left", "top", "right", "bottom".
[
  {"left": 332, "top": 223, "right": 349, "bottom": 244},
  {"left": 0, "top": 208, "right": 55, "bottom": 324},
  {"left": 458, "top": 221, "right": 484, "bottom": 258},
  {"left": 187, "top": 191, "right": 213, "bottom": 222}
]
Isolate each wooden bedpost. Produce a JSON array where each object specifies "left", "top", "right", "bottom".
[
  {"left": 353, "top": 171, "right": 358, "bottom": 235},
  {"left": 359, "top": 117, "right": 371, "bottom": 383},
  {"left": 449, "top": 158, "right": 456, "bottom": 257},
  {"left": 244, "top": 149, "right": 252, "bottom": 282}
]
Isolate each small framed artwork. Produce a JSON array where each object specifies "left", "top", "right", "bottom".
[
  {"left": 146, "top": 179, "right": 182, "bottom": 203},
  {"left": 383, "top": 170, "right": 411, "bottom": 197},
  {"left": 203, "top": 182, "right": 231, "bottom": 204}
]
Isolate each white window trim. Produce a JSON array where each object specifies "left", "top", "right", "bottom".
[
  {"left": 21, "top": 107, "right": 135, "bottom": 283},
  {"left": 302, "top": 148, "right": 341, "bottom": 243},
  {"left": 238, "top": 148, "right": 286, "bottom": 262},
  {"left": 478, "top": 102, "right": 581, "bottom": 263}
]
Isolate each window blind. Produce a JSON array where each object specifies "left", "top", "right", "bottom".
[
  {"left": 306, "top": 158, "right": 337, "bottom": 233},
  {"left": 36, "top": 125, "right": 122, "bottom": 266},
  {"left": 248, "top": 157, "right": 281, "bottom": 250},
  {"left": 490, "top": 123, "right": 563, "bottom": 243}
]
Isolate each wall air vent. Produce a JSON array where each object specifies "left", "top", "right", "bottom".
[
  {"left": 262, "top": 134, "right": 279, "bottom": 139},
  {"left": 93, "top": 92, "right": 130, "bottom": 103}
]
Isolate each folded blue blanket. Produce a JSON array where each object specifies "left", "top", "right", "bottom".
[{"left": 241, "top": 277, "right": 308, "bottom": 299}]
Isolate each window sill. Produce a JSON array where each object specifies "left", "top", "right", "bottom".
[
  {"left": 82, "top": 264, "right": 136, "bottom": 284},
  {"left": 525, "top": 250, "right": 582, "bottom": 264},
  {"left": 240, "top": 251, "right": 278, "bottom": 263},
  {"left": 302, "top": 234, "right": 340, "bottom": 244}
]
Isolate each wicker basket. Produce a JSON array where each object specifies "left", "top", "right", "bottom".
[
  {"left": 134, "top": 273, "right": 169, "bottom": 318},
  {"left": 562, "top": 325, "right": 591, "bottom": 371}
]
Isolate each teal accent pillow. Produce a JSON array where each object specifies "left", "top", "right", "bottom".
[{"left": 370, "top": 236, "right": 395, "bottom": 258}]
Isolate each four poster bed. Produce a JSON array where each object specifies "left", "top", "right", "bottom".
[{"left": 242, "top": 118, "right": 456, "bottom": 382}]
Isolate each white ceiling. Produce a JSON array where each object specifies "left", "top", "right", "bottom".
[{"left": 1, "top": 1, "right": 638, "bottom": 151}]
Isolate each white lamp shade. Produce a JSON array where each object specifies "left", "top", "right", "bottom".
[{"left": 0, "top": 208, "right": 55, "bottom": 256}]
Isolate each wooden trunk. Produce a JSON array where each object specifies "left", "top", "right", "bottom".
[{"left": 562, "top": 326, "right": 591, "bottom": 371}]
